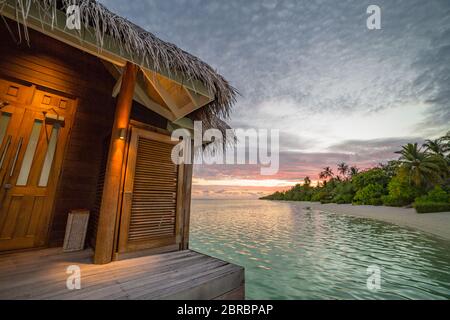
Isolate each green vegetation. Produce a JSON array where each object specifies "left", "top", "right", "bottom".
[
  {"left": 261, "top": 132, "right": 450, "bottom": 213},
  {"left": 414, "top": 202, "right": 450, "bottom": 213}
]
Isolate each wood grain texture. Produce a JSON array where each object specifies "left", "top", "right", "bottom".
[
  {"left": 117, "top": 128, "right": 184, "bottom": 254},
  {"left": 0, "top": 248, "right": 245, "bottom": 300},
  {"left": 94, "top": 62, "right": 137, "bottom": 264},
  {"left": 0, "top": 22, "right": 117, "bottom": 248},
  {"left": 181, "top": 140, "right": 194, "bottom": 250},
  {"left": 0, "top": 20, "right": 195, "bottom": 259},
  {"left": 0, "top": 79, "right": 76, "bottom": 251}
]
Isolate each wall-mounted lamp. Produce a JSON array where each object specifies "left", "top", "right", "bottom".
[{"left": 119, "top": 128, "right": 127, "bottom": 140}]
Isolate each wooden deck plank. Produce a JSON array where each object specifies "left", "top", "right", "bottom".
[
  {"left": 0, "top": 248, "right": 192, "bottom": 281},
  {"left": 0, "top": 249, "right": 245, "bottom": 300},
  {"left": 121, "top": 260, "right": 230, "bottom": 299},
  {"left": 56, "top": 259, "right": 227, "bottom": 300},
  {"left": 0, "top": 251, "right": 202, "bottom": 298},
  {"left": 138, "top": 264, "right": 243, "bottom": 300},
  {"left": 34, "top": 255, "right": 216, "bottom": 300}
]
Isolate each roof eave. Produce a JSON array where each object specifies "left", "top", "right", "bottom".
[{"left": 0, "top": 0, "right": 214, "bottom": 99}]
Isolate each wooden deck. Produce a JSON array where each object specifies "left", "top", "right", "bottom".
[{"left": 0, "top": 249, "right": 245, "bottom": 300}]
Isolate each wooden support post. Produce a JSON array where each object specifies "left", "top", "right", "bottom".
[
  {"left": 94, "top": 62, "right": 138, "bottom": 264},
  {"left": 181, "top": 140, "right": 194, "bottom": 250}
]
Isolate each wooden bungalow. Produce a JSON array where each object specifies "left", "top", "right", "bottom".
[{"left": 0, "top": 0, "right": 243, "bottom": 299}]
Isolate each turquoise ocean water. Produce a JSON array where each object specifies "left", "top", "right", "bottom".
[{"left": 190, "top": 199, "right": 450, "bottom": 299}]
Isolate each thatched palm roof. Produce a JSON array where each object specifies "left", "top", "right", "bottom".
[{"left": 1, "top": 0, "right": 237, "bottom": 130}]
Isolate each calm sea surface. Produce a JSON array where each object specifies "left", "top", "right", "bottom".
[{"left": 190, "top": 199, "right": 450, "bottom": 300}]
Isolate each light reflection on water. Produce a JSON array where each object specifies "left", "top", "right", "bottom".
[{"left": 190, "top": 199, "right": 450, "bottom": 300}]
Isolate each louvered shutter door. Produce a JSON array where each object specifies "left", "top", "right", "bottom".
[
  {"left": 128, "top": 137, "right": 178, "bottom": 241},
  {"left": 118, "top": 128, "right": 183, "bottom": 253}
]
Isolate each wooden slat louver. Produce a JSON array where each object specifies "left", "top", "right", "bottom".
[
  {"left": 128, "top": 137, "right": 178, "bottom": 242},
  {"left": 117, "top": 128, "right": 184, "bottom": 254}
]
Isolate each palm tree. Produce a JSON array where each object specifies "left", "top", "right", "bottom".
[
  {"left": 438, "top": 132, "right": 450, "bottom": 158},
  {"left": 349, "top": 166, "right": 359, "bottom": 177},
  {"left": 303, "top": 176, "right": 311, "bottom": 186},
  {"left": 378, "top": 160, "right": 400, "bottom": 178},
  {"left": 423, "top": 139, "right": 446, "bottom": 156},
  {"left": 442, "top": 132, "right": 450, "bottom": 164},
  {"left": 337, "top": 162, "right": 349, "bottom": 178},
  {"left": 396, "top": 143, "right": 447, "bottom": 187},
  {"left": 424, "top": 136, "right": 450, "bottom": 171},
  {"left": 319, "top": 167, "right": 334, "bottom": 181},
  {"left": 440, "top": 131, "right": 450, "bottom": 146}
]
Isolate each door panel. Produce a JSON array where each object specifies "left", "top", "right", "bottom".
[
  {"left": 118, "top": 128, "right": 184, "bottom": 253},
  {"left": 0, "top": 78, "right": 75, "bottom": 251},
  {"left": 0, "top": 107, "right": 25, "bottom": 188}
]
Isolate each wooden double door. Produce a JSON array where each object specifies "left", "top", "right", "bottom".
[
  {"left": 117, "top": 127, "right": 185, "bottom": 253},
  {"left": 0, "top": 79, "right": 75, "bottom": 251}
]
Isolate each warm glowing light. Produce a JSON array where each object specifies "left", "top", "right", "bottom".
[
  {"left": 119, "top": 128, "right": 127, "bottom": 140},
  {"left": 193, "top": 177, "right": 300, "bottom": 188}
]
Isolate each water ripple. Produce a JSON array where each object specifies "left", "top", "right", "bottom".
[{"left": 190, "top": 200, "right": 450, "bottom": 300}]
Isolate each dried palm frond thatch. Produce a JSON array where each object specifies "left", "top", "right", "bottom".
[{"left": 0, "top": 0, "right": 237, "bottom": 133}]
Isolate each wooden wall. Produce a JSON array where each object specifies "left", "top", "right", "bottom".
[
  {"left": 0, "top": 18, "right": 176, "bottom": 249},
  {"left": 0, "top": 19, "right": 118, "bottom": 246}
]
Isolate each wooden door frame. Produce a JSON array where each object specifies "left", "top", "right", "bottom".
[
  {"left": 40, "top": 97, "right": 77, "bottom": 248},
  {"left": 0, "top": 77, "right": 78, "bottom": 251},
  {"left": 115, "top": 126, "right": 185, "bottom": 254}
]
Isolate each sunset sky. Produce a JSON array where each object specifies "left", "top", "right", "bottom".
[{"left": 101, "top": 0, "right": 450, "bottom": 199}]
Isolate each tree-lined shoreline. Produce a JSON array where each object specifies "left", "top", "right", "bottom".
[{"left": 261, "top": 132, "right": 450, "bottom": 213}]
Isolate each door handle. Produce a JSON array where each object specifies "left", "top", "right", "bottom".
[
  {"left": 0, "top": 135, "right": 11, "bottom": 169},
  {"left": 0, "top": 183, "right": 12, "bottom": 209},
  {"left": 10, "top": 137, "right": 23, "bottom": 177}
]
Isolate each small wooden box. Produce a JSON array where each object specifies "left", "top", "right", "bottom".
[{"left": 63, "top": 210, "right": 90, "bottom": 252}]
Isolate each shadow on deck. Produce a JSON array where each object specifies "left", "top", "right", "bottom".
[{"left": 0, "top": 248, "right": 245, "bottom": 300}]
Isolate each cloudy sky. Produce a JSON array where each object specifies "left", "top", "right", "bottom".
[{"left": 101, "top": 0, "right": 450, "bottom": 199}]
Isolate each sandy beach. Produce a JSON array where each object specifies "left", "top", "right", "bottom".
[{"left": 295, "top": 201, "right": 450, "bottom": 241}]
